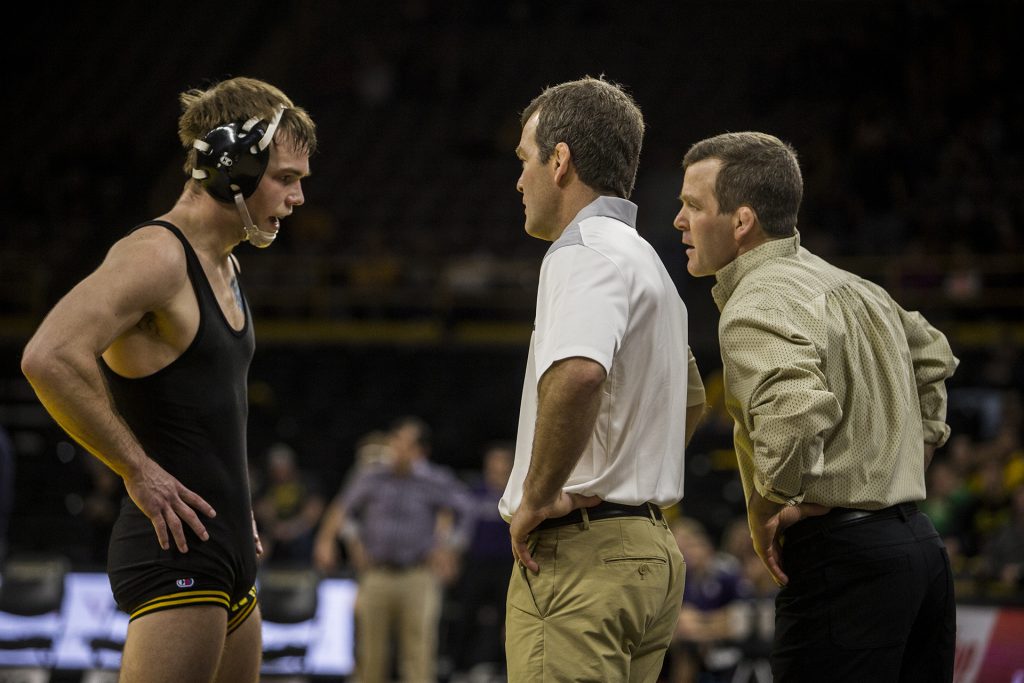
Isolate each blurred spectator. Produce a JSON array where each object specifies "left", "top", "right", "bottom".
[
  {"left": 944, "top": 433, "right": 979, "bottom": 481},
  {"left": 720, "top": 516, "right": 756, "bottom": 567},
  {"left": 929, "top": 376, "right": 1024, "bottom": 589},
  {"left": 450, "top": 441, "right": 514, "bottom": 677},
  {"left": 942, "top": 242, "right": 983, "bottom": 303},
  {"left": 313, "top": 416, "right": 475, "bottom": 683},
  {"left": 920, "top": 458, "right": 972, "bottom": 537},
  {"left": 950, "top": 455, "right": 1012, "bottom": 575},
  {"left": 253, "top": 443, "right": 326, "bottom": 566},
  {"left": 667, "top": 517, "right": 745, "bottom": 683},
  {"left": 729, "top": 552, "right": 779, "bottom": 683},
  {"left": 317, "top": 430, "right": 392, "bottom": 571},
  {"left": 703, "top": 516, "right": 778, "bottom": 683},
  {"left": 978, "top": 484, "right": 1024, "bottom": 592},
  {"left": 347, "top": 429, "right": 394, "bottom": 474}
]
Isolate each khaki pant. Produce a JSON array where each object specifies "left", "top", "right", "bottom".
[
  {"left": 355, "top": 566, "right": 440, "bottom": 683},
  {"left": 506, "top": 513, "right": 685, "bottom": 682}
]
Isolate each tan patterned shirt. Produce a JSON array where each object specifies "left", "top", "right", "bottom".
[{"left": 712, "top": 232, "right": 958, "bottom": 509}]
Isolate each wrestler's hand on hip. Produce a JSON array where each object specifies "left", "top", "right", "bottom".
[
  {"left": 510, "top": 492, "right": 600, "bottom": 574},
  {"left": 123, "top": 459, "right": 216, "bottom": 553},
  {"left": 747, "top": 488, "right": 829, "bottom": 587}
]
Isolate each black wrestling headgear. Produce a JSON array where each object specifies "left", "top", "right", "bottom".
[{"left": 191, "top": 105, "right": 285, "bottom": 201}]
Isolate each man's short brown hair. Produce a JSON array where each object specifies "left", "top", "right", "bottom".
[
  {"left": 522, "top": 76, "right": 644, "bottom": 199},
  {"left": 682, "top": 132, "right": 803, "bottom": 237}
]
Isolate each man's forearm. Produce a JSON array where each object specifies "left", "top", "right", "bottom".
[
  {"left": 522, "top": 357, "right": 606, "bottom": 508},
  {"left": 314, "top": 499, "right": 345, "bottom": 546},
  {"left": 22, "top": 346, "right": 146, "bottom": 478}
]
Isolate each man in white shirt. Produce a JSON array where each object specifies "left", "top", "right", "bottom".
[{"left": 500, "top": 76, "right": 706, "bottom": 682}]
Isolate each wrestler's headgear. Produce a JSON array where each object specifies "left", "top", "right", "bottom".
[{"left": 191, "top": 105, "right": 287, "bottom": 248}]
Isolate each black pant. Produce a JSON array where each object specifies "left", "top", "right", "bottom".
[{"left": 772, "top": 504, "right": 955, "bottom": 683}]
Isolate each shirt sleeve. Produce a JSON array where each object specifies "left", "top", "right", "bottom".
[
  {"left": 721, "top": 305, "right": 843, "bottom": 505},
  {"left": 339, "top": 468, "right": 373, "bottom": 518},
  {"left": 686, "top": 346, "right": 706, "bottom": 407},
  {"left": 534, "top": 245, "right": 628, "bottom": 379},
  {"left": 897, "top": 306, "right": 959, "bottom": 447}
]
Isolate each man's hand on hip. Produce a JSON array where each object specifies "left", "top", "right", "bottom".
[
  {"left": 747, "top": 488, "right": 829, "bottom": 587},
  {"left": 123, "top": 459, "right": 216, "bottom": 553},
  {"left": 510, "top": 492, "right": 601, "bottom": 574}
]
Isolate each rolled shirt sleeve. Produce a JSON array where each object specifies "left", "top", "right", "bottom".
[
  {"left": 721, "top": 306, "right": 843, "bottom": 505},
  {"left": 897, "top": 307, "right": 959, "bottom": 447}
]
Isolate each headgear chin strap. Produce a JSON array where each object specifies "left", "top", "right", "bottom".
[
  {"left": 234, "top": 194, "right": 278, "bottom": 248},
  {"left": 191, "top": 105, "right": 287, "bottom": 248}
]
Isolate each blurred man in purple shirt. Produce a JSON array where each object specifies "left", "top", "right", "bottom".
[{"left": 314, "top": 416, "right": 475, "bottom": 683}]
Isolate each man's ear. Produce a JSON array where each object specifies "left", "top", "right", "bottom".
[
  {"left": 552, "top": 142, "right": 572, "bottom": 185},
  {"left": 734, "top": 206, "right": 759, "bottom": 243}
]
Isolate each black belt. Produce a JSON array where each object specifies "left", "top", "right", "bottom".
[
  {"left": 783, "top": 501, "right": 918, "bottom": 545},
  {"left": 534, "top": 501, "right": 662, "bottom": 531}
]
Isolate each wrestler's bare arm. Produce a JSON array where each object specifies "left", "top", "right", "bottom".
[{"left": 22, "top": 227, "right": 216, "bottom": 553}]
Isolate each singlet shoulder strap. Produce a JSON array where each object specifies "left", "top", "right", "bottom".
[
  {"left": 126, "top": 220, "right": 203, "bottom": 266},
  {"left": 127, "top": 220, "right": 249, "bottom": 336},
  {"left": 128, "top": 219, "right": 186, "bottom": 243}
]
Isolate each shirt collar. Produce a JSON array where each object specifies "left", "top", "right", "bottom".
[
  {"left": 712, "top": 230, "right": 801, "bottom": 311},
  {"left": 546, "top": 195, "right": 637, "bottom": 257}
]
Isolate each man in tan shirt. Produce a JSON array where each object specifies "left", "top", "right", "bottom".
[{"left": 673, "top": 132, "right": 958, "bottom": 682}]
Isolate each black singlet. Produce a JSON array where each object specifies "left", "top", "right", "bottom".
[{"left": 101, "top": 220, "right": 257, "bottom": 627}]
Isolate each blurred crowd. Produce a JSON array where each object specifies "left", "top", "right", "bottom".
[{"left": 3, "top": 1, "right": 1021, "bottom": 327}]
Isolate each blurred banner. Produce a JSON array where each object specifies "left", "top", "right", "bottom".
[
  {"left": 954, "top": 605, "right": 1024, "bottom": 683},
  {"left": 0, "top": 572, "right": 356, "bottom": 676},
  {"left": 1, "top": 573, "right": 1022, "bottom": 681}
]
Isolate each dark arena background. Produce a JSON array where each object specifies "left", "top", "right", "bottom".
[{"left": 2, "top": 1, "right": 1022, "bottom": 682}]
